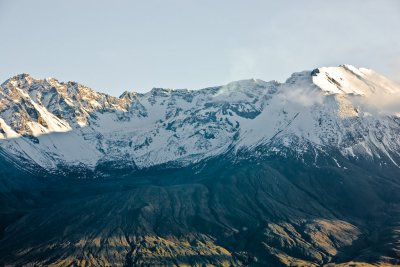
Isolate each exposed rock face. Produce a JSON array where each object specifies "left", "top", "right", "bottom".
[
  {"left": 2, "top": 65, "right": 400, "bottom": 173},
  {"left": 0, "top": 65, "right": 400, "bottom": 266}
]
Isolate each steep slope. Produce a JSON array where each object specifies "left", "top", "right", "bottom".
[
  {"left": 1, "top": 149, "right": 400, "bottom": 266},
  {"left": 1, "top": 65, "right": 400, "bottom": 266},
  {"left": 1, "top": 65, "right": 400, "bottom": 174}
]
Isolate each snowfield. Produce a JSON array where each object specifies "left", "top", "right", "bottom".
[{"left": 1, "top": 65, "right": 400, "bottom": 171}]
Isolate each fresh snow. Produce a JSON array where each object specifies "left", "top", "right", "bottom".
[{"left": 1, "top": 65, "right": 400, "bottom": 171}]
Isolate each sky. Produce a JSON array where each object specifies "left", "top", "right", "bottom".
[{"left": 0, "top": 0, "right": 399, "bottom": 96}]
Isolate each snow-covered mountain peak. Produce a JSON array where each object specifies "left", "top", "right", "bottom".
[
  {"left": 1, "top": 66, "right": 400, "bottom": 173},
  {"left": 312, "top": 65, "right": 400, "bottom": 96},
  {"left": 1, "top": 73, "right": 33, "bottom": 90},
  {"left": 119, "top": 90, "right": 137, "bottom": 100},
  {"left": 213, "top": 79, "right": 276, "bottom": 104}
]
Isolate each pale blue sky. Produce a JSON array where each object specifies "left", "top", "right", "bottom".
[{"left": 1, "top": 0, "right": 399, "bottom": 95}]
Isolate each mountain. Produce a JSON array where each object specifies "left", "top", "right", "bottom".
[
  {"left": 0, "top": 65, "right": 400, "bottom": 266},
  {"left": 1, "top": 65, "right": 400, "bottom": 174}
]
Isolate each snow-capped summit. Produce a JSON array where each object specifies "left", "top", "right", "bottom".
[
  {"left": 1, "top": 65, "right": 400, "bottom": 174},
  {"left": 312, "top": 64, "right": 400, "bottom": 96}
]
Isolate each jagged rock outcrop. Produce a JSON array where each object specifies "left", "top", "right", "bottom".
[{"left": 1, "top": 65, "right": 400, "bottom": 266}]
